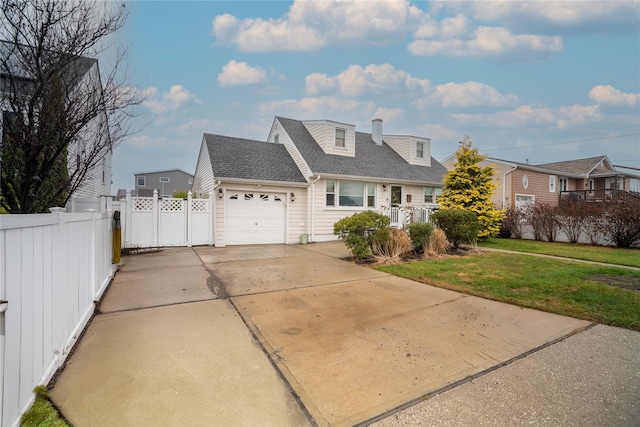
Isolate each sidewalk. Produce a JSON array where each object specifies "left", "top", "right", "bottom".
[{"left": 48, "top": 242, "right": 640, "bottom": 426}]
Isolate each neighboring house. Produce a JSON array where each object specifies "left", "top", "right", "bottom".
[
  {"left": 441, "top": 154, "right": 640, "bottom": 209},
  {"left": 0, "top": 41, "right": 112, "bottom": 204},
  {"left": 134, "top": 169, "right": 194, "bottom": 197},
  {"left": 192, "top": 116, "right": 447, "bottom": 246}
]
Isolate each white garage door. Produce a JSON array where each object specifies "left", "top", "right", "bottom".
[{"left": 225, "top": 191, "right": 287, "bottom": 245}]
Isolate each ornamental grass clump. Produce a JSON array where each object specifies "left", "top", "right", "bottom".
[
  {"left": 424, "top": 227, "right": 450, "bottom": 258},
  {"left": 372, "top": 228, "right": 413, "bottom": 264}
]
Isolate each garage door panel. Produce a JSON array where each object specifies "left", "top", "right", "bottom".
[{"left": 225, "top": 191, "right": 286, "bottom": 245}]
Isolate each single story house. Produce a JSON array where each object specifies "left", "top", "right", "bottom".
[
  {"left": 192, "top": 116, "right": 447, "bottom": 246},
  {"left": 441, "top": 154, "right": 640, "bottom": 209},
  {"left": 134, "top": 169, "right": 194, "bottom": 197}
]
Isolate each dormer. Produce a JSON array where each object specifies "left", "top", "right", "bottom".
[
  {"left": 384, "top": 134, "right": 431, "bottom": 167},
  {"left": 302, "top": 119, "right": 356, "bottom": 157}
]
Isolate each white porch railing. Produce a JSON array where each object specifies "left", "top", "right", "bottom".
[
  {"left": 0, "top": 211, "right": 116, "bottom": 426},
  {"left": 381, "top": 206, "right": 437, "bottom": 228}
]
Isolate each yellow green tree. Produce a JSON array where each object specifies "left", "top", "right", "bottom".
[{"left": 440, "top": 137, "right": 503, "bottom": 239}]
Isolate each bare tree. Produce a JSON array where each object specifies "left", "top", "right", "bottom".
[{"left": 1, "top": 0, "right": 144, "bottom": 213}]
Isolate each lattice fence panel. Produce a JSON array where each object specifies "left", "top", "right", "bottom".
[
  {"left": 191, "top": 199, "right": 208, "bottom": 212},
  {"left": 161, "top": 198, "right": 184, "bottom": 212},
  {"left": 133, "top": 198, "right": 153, "bottom": 212}
]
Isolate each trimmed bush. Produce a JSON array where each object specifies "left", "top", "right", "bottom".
[
  {"left": 333, "top": 211, "right": 391, "bottom": 259},
  {"left": 405, "top": 222, "right": 434, "bottom": 253},
  {"left": 431, "top": 209, "right": 480, "bottom": 248}
]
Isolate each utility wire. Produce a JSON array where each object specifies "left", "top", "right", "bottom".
[{"left": 433, "top": 132, "right": 640, "bottom": 156}]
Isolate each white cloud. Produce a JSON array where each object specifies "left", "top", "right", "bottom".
[
  {"left": 450, "top": 1, "right": 640, "bottom": 33},
  {"left": 373, "top": 107, "right": 405, "bottom": 123},
  {"left": 258, "top": 96, "right": 374, "bottom": 118},
  {"left": 305, "top": 63, "right": 431, "bottom": 97},
  {"left": 142, "top": 85, "right": 201, "bottom": 115},
  {"left": 409, "top": 24, "right": 563, "bottom": 59},
  {"left": 453, "top": 104, "right": 601, "bottom": 130},
  {"left": 415, "top": 81, "right": 519, "bottom": 109},
  {"left": 217, "top": 60, "right": 266, "bottom": 87},
  {"left": 589, "top": 85, "right": 640, "bottom": 107},
  {"left": 211, "top": 0, "right": 424, "bottom": 52}
]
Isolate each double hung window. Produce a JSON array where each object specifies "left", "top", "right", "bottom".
[{"left": 335, "top": 128, "right": 346, "bottom": 148}]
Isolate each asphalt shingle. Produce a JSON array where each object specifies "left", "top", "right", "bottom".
[
  {"left": 277, "top": 117, "right": 447, "bottom": 184},
  {"left": 204, "top": 133, "right": 307, "bottom": 183}
]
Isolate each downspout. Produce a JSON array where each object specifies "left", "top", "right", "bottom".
[
  {"left": 310, "top": 175, "right": 321, "bottom": 242},
  {"left": 212, "top": 180, "right": 221, "bottom": 246},
  {"left": 503, "top": 166, "right": 517, "bottom": 208}
]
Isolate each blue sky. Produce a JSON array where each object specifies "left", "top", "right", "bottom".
[{"left": 112, "top": 0, "right": 640, "bottom": 192}]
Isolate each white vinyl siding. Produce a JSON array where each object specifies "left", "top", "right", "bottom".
[
  {"left": 302, "top": 120, "right": 355, "bottom": 157},
  {"left": 270, "top": 119, "right": 313, "bottom": 178},
  {"left": 385, "top": 135, "right": 431, "bottom": 167},
  {"left": 192, "top": 137, "right": 215, "bottom": 196}
]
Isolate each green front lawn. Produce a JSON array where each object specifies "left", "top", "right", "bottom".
[
  {"left": 479, "top": 238, "right": 640, "bottom": 268},
  {"left": 377, "top": 252, "right": 640, "bottom": 331}
]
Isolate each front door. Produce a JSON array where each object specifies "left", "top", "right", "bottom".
[{"left": 391, "top": 185, "right": 402, "bottom": 206}]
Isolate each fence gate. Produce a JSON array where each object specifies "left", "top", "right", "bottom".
[{"left": 120, "top": 190, "right": 213, "bottom": 248}]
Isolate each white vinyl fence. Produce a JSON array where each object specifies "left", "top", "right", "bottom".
[
  {"left": 0, "top": 210, "right": 116, "bottom": 427},
  {"left": 118, "top": 190, "right": 214, "bottom": 249}
]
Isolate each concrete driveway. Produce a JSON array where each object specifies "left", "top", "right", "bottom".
[{"left": 49, "top": 242, "right": 639, "bottom": 427}]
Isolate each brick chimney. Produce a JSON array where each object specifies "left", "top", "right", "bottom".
[{"left": 372, "top": 118, "right": 382, "bottom": 145}]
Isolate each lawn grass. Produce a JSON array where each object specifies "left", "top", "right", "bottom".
[
  {"left": 377, "top": 252, "right": 640, "bottom": 331},
  {"left": 478, "top": 238, "right": 640, "bottom": 268},
  {"left": 20, "top": 386, "right": 68, "bottom": 427}
]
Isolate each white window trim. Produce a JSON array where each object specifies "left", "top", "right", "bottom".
[
  {"left": 274, "top": 134, "right": 279, "bottom": 144},
  {"left": 137, "top": 176, "right": 146, "bottom": 187},
  {"left": 416, "top": 141, "right": 425, "bottom": 159},
  {"left": 522, "top": 175, "right": 529, "bottom": 189},
  {"left": 325, "top": 180, "right": 375, "bottom": 209},
  {"left": 423, "top": 186, "right": 442, "bottom": 204},
  {"left": 549, "top": 175, "right": 556, "bottom": 192},
  {"left": 515, "top": 193, "right": 535, "bottom": 208},
  {"left": 559, "top": 176, "right": 568, "bottom": 192},
  {"left": 160, "top": 177, "right": 170, "bottom": 183},
  {"left": 335, "top": 128, "right": 346, "bottom": 149}
]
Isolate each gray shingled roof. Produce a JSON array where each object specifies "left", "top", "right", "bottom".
[
  {"left": 537, "top": 156, "right": 608, "bottom": 175},
  {"left": 277, "top": 117, "right": 447, "bottom": 184},
  {"left": 203, "top": 133, "right": 307, "bottom": 183}
]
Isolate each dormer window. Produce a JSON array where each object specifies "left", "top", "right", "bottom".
[
  {"left": 335, "top": 128, "right": 346, "bottom": 148},
  {"left": 416, "top": 141, "right": 424, "bottom": 159},
  {"left": 274, "top": 134, "right": 279, "bottom": 144}
]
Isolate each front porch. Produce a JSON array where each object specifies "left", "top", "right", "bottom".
[{"left": 381, "top": 205, "right": 438, "bottom": 228}]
